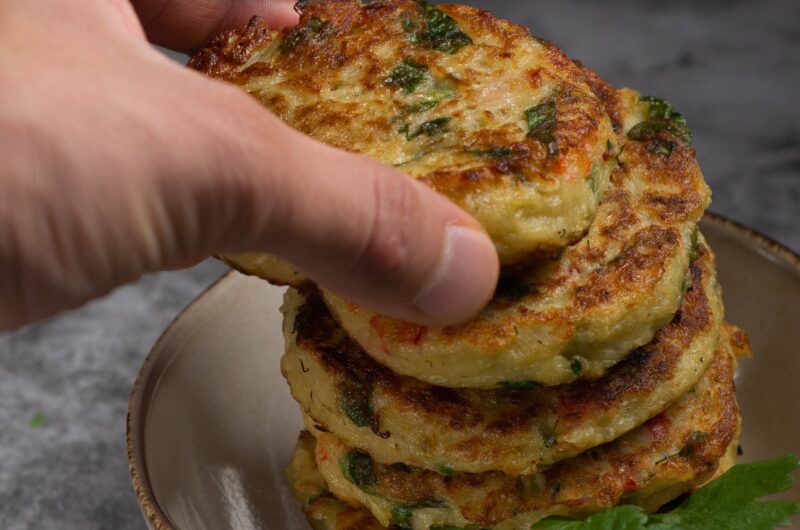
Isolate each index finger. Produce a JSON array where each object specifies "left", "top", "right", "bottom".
[{"left": 132, "top": 0, "right": 299, "bottom": 52}]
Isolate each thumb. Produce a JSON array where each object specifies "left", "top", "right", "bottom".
[
  {"left": 169, "top": 80, "right": 500, "bottom": 326},
  {"left": 262, "top": 135, "right": 500, "bottom": 326}
]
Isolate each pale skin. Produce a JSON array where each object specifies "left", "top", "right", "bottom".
[{"left": 0, "top": 0, "right": 499, "bottom": 332}]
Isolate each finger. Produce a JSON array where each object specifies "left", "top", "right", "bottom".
[
  {"left": 132, "top": 0, "right": 298, "bottom": 52},
  {"left": 261, "top": 138, "right": 501, "bottom": 326},
  {"left": 157, "top": 76, "right": 500, "bottom": 326}
]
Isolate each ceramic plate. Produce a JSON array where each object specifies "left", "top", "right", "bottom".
[{"left": 127, "top": 214, "right": 800, "bottom": 530}]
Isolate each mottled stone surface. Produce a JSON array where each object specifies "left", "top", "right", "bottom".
[{"left": 1, "top": 1, "right": 797, "bottom": 528}]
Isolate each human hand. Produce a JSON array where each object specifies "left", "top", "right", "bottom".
[{"left": 0, "top": 0, "right": 499, "bottom": 332}]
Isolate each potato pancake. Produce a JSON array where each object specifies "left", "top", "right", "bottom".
[
  {"left": 323, "top": 84, "right": 709, "bottom": 388},
  {"left": 189, "top": 0, "right": 618, "bottom": 264},
  {"left": 281, "top": 239, "right": 722, "bottom": 475},
  {"left": 288, "top": 325, "right": 745, "bottom": 529}
]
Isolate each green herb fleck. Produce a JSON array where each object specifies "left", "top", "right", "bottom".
[
  {"left": 406, "top": 83, "right": 457, "bottom": 113},
  {"left": 679, "top": 431, "right": 709, "bottom": 457},
  {"left": 401, "top": 16, "right": 417, "bottom": 32},
  {"left": 340, "top": 451, "right": 377, "bottom": 490},
  {"left": 499, "top": 380, "right": 541, "bottom": 391},
  {"left": 282, "top": 16, "right": 327, "bottom": 50},
  {"left": 641, "top": 95, "right": 687, "bottom": 123},
  {"left": 385, "top": 58, "right": 429, "bottom": 94},
  {"left": 407, "top": 100, "right": 439, "bottom": 113},
  {"left": 586, "top": 165, "right": 601, "bottom": 194},
  {"left": 340, "top": 385, "right": 373, "bottom": 428},
  {"left": 283, "top": 27, "right": 305, "bottom": 49},
  {"left": 427, "top": 82, "right": 457, "bottom": 101},
  {"left": 525, "top": 101, "right": 559, "bottom": 158},
  {"left": 648, "top": 138, "right": 677, "bottom": 157},
  {"left": 436, "top": 463, "right": 456, "bottom": 477},
  {"left": 570, "top": 358, "right": 583, "bottom": 376},
  {"left": 533, "top": 455, "right": 800, "bottom": 530},
  {"left": 681, "top": 273, "right": 692, "bottom": 295},
  {"left": 29, "top": 412, "right": 46, "bottom": 428},
  {"left": 627, "top": 95, "right": 692, "bottom": 146},
  {"left": 406, "top": 117, "right": 451, "bottom": 140},
  {"left": 628, "top": 121, "right": 691, "bottom": 146},
  {"left": 688, "top": 228, "right": 701, "bottom": 263},
  {"left": 412, "top": 1, "right": 473, "bottom": 53},
  {"left": 391, "top": 504, "right": 414, "bottom": 528},
  {"left": 467, "top": 146, "right": 515, "bottom": 159},
  {"left": 417, "top": 499, "right": 448, "bottom": 508}
]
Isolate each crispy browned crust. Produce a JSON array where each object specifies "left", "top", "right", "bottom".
[
  {"left": 190, "top": 0, "right": 619, "bottom": 264},
  {"left": 357, "top": 137, "right": 707, "bottom": 347},
  {"left": 287, "top": 241, "right": 719, "bottom": 471},
  {"left": 324, "top": 99, "right": 709, "bottom": 387},
  {"left": 188, "top": 0, "right": 606, "bottom": 162},
  {"left": 303, "top": 330, "right": 741, "bottom": 527},
  {"left": 577, "top": 63, "right": 625, "bottom": 132},
  {"left": 188, "top": 16, "right": 272, "bottom": 80},
  {"left": 216, "top": 253, "right": 308, "bottom": 287},
  {"left": 557, "top": 247, "right": 714, "bottom": 422},
  {"left": 289, "top": 431, "right": 386, "bottom": 530}
]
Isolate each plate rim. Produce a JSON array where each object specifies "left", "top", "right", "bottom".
[{"left": 125, "top": 212, "right": 800, "bottom": 530}]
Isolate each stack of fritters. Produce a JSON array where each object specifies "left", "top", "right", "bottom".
[{"left": 189, "top": 2, "right": 752, "bottom": 528}]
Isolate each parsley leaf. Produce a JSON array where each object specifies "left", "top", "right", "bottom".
[
  {"left": 386, "top": 58, "right": 429, "bottom": 94},
  {"left": 570, "top": 358, "right": 583, "bottom": 376},
  {"left": 436, "top": 463, "right": 456, "bottom": 476},
  {"left": 525, "top": 101, "right": 559, "bottom": 158},
  {"left": 627, "top": 95, "right": 692, "bottom": 146},
  {"left": 532, "top": 455, "right": 800, "bottom": 530},
  {"left": 648, "top": 455, "right": 800, "bottom": 530},
  {"left": 406, "top": 117, "right": 451, "bottom": 139},
  {"left": 282, "top": 15, "right": 328, "bottom": 51},
  {"left": 340, "top": 451, "right": 377, "bottom": 490},
  {"left": 535, "top": 506, "right": 648, "bottom": 530},
  {"left": 467, "top": 146, "right": 516, "bottom": 159},
  {"left": 406, "top": 82, "right": 457, "bottom": 113},
  {"left": 412, "top": 1, "right": 473, "bottom": 53},
  {"left": 340, "top": 384, "right": 373, "bottom": 428},
  {"left": 641, "top": 95, "right": 687, "bottom": 124},
  {"left": 29, "top": 411, "right": 46, "bottom": 428}
]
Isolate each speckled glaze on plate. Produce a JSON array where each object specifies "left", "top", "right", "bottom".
[{"left": 126, "top": 213, "right": 800, "bottom": 530}]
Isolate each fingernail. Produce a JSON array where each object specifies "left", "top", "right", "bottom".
[{"left": 414, "top": 225, "right": 499, "bottom": 326}]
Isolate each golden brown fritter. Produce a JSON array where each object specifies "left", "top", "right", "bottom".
[
  {"left": 323, "top": 84, "right": 709, "bottom": 388},
  {"left": 287, "top": 325, "right": 744, "bottom": 529},
  {"left": 189, "top": 0, "right": 618, "bottom": 264},
  {"left": 288, "top": 431, "right": 385, "bottom": 530},
  {"left": 281, "top": 238, "right": 722, "bottom": 475},
  {"left": 191, "top": 6, "right": 711, "bottom": 389}
]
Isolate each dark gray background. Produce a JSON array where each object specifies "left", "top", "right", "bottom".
[{"left": 1, "top": 1, "right": 798, "bottom": 528}]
